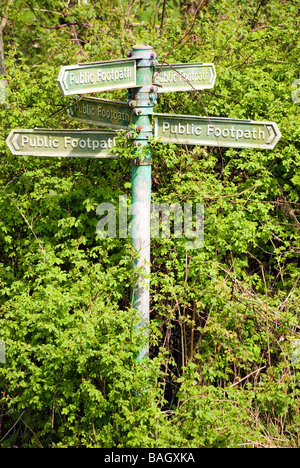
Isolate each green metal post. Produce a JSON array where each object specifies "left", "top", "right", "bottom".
[{"left": 128, "top": 45, "right": 158, "bottom": 361}]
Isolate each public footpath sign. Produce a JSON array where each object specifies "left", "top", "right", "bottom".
[
  {"left": 6, "top": 43, "right": 282, "bottom": 363},
  {"left": 6, "top": 129, "right": 117, "bottom": 158},
  {"left": 154, "top": 113, "right": 282, "bottom": 149},
  {"left": 57, "top": 58, "right": 137, "bottom": 95},
  {"left": 68, "top": 97, "right": 132, "bottom": 130},
  {"left": 154, "top": 63, "right": 216, "bottom": 92}
]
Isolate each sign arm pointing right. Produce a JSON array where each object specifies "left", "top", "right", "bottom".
[{"left": 153, "top": 113, "right": 282, "bottom": 150}]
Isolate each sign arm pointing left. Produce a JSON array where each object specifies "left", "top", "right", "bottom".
[
  {"left": 6, "top": 129, "right": 118, "bottom": 158},
  {"left": 11, "top": 132, "right": 20, "bottom": 151}
]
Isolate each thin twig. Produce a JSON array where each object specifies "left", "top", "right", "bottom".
[
  {"left": 158, "top": 0, "right": 206, "bottom": 66},
  {"left": 20, "top": 416, "right": 44, "bottom": 448},
  {"left": 0, "top": 410, "right": 26, "bottom": 444},
  {"left": 160, "top": 0, "right": 167, "bottom": 35},
  {"left": 0, "top": 189, "right": 46, "bottom": 255},
  {"left": 230, "top": 366, "right": 266, "bottom": 387},
  {"left": 251, "top": 0, "right": 267, "bottom": 29},
  {"left": 0, "top": 0, "right": 14, "bottom": 30}
]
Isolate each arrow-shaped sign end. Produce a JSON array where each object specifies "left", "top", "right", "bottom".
[
  {"left": 6, "top": 130, "right": 20, "bottom": 154},
  {"left": 266, "top": 123, "right": 281, "bottom": 148},
  {"left": 266, "top": 125, "right": 275, "bottom": 144},
  {"left": 12, "top": 132, "right": 20, "bottom": 151},
  {"left": 57, "top": 67, "right": 69, "bottom": 94},
  {"left": 209, "top": 64, "right": 217, "bottom": 86},
  {"left": 67, "top": 106, "right": 75, "bottom": 117}
]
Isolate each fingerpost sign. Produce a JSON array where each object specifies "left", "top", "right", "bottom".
[{"left": 6, "top": 44, "right": 282, "bottom": 364}]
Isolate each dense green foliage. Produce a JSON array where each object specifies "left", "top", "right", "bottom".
[{"left": 0, "top": 0, "right": 300, "bottom": 448}]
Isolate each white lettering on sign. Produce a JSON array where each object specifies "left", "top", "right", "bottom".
[
  {"left": 68, "top": 67, "right": 132, "bottom": 88},
  {"left": 162, "top": 121, "right": 202, "bottom": 136},
  {"left": 97, "top": 106, "right": 130, "bottom": 122},
  {"left": 157, "top": 70, "right": 210, "bottom": 84},
  {"left": 21, "top": 135, "right": 60, "bottom": 148},
  {"left": 19, "top": 135, "right": 116, "bottom": 152},
  {"left": 97, "top": 67, "right": 131, "bottom": 83},
  {"left": 161, "top": 121, "right": 266, "bottom": 141},
  {"left": 207, "top": 124, "right": 265, "bottom": 141},
  {"left": 64, "top": 136, "right": 115, "bottom": 151},
  {"left": 73, "top": 102, "right": 130, "bottom": 122},
  {"left": 74, "top": 101, "right": 96, "bottom": 116},
  {"left": 69, "top": 71, "right": 95, "bottom": 86}
]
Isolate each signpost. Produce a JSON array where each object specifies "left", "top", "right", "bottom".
[
  {"left": 6, "top": 43, "right": 282, "bottom": 364},
  {"left": 154, "top": 113, "right": 282, "bottom": 149}
]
